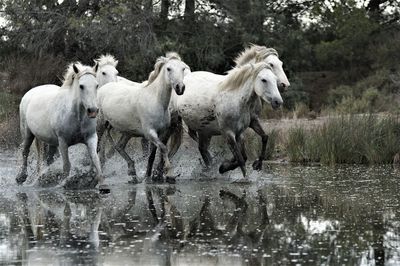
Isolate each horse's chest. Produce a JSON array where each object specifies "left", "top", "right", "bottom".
[{"left": 58, "top": 119, "right": 95, "bottom": 145}]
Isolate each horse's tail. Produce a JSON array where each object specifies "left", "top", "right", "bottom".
[{"left": 168, "top": 115, "right": 183, "bottom": 158}]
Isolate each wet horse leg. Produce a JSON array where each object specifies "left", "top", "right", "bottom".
[
  {"left": 198, "top": 133, "right": 212, "bottom": 167},
  {"left": 58, "top": 138, "right": 71, "bottom": 177},
  {"left": 16, "top": 130, "right": 35, "bottom": 184},
  {"left": 145, "top": 143, "right": 157, "bottom": 183},
  {"left": 46, "top": 145, "right": 58, "bottom": 166},
  {"left": 219, "top": 133, "right": 247, "bottom": 178},
  {"left": 152, "top": 129, "right": 174, "bottom": 182},
  {"left": 250, "top": 118, "right": 268, "bottom": 170},
  {"left": 107, "top": 130, "right": 138, "bottom": 183},
  {"left": 86, "top": 134, "right": 110, "bottom": 193},
  {"left": 147, "top": 130, "right": 172, "bottom": 180}
]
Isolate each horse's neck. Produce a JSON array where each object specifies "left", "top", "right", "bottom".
[
  {"left": 231, "top": 80, "right": 258, "bottom": 108},
  {"left": 148, "top": 73, "right": 171, "bottom": 111},
  {"left": 63, "top": 86, "right": 85, "bottom": 122}
]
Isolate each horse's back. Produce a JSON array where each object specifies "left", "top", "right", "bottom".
[
  {"left": 24, "top": 85, "right": 62, "bottom": 144},
  {"left": 20, "top": 85, "right": 60, "bottom": 137},
  {"left": 98, "top": 82, "right": 143, "bottom": 133},
  {"left": 177, "top": 72, "right": 222, "bottom": 134}
]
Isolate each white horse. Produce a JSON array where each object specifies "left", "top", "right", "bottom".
[
  {"left": 169, "top": 45, "right": 290, "bottom": 171},
  {"left": 16, "top": 63, "right": 109, "bottom": 193},
  {"left": 175, "top": 62, "right": 282, "bottom": 180},
  {"left": 27, "top": 54, "right": 121, "bottom": 169},
  {"left": 97, "top": 52, "right": 190, "bottom": 183}
]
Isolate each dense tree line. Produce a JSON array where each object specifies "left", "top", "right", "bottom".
[{"left": 0, "top": 0, "right": 399, "bottom": 110}]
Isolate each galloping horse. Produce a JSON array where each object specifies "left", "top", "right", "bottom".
[
  {"left": 169, "top": 45, "right": 289, "bottom": 171},
  {"left": 97, "top": 52, "right": 190, "bottom": 183},
  {"left": 16, "top": 63, "right": 109, "bottom": 193},
  {"left": 175, "top": 62, "right": 282, "bottom": 180}
]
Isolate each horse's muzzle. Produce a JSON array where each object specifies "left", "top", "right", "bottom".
[
  {"left": 174, "top": 84, "right": 185, "bottom": 95},
  {"left": 87, "top": 107, "right": 99, "bottom": 118},
  {"left": 271, "top": 98, "right": 283, "bottom": 110}
]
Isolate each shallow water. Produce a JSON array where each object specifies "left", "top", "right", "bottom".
[{"left": 1, "top": 151, "right": 400, "bottom": 265}]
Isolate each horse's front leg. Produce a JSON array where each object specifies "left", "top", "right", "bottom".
[
  {"left": 16, "top": 130, "right": 35, "bottom": 184},
  {"left": 147, "top": 130, "right": 173, "bottom": 179},
  {"left": 86, "top": 134, "right": 110, "bottom": 194},
  {"left": 249, "top": 118, "right": 268, "bottom": 171},
  {"left": 220, "top": 131, "right": 247, "bottom": 180},
  {"left": 58, "top": 138, "right": 71, "bottom": 177},
  {"left": 198, "top": 133, "right": 213, "bottom": 167},
  {"left": 219, "top": 135, "right": 247, "bottom": 174}
]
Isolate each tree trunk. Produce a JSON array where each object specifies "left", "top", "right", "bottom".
[{"left": 184, "top": 0, "right": 195, "bottom": 24}]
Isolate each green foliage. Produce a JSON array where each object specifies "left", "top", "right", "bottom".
[{"left": 286, "top": 115, "right": 400, "bottom": 165}]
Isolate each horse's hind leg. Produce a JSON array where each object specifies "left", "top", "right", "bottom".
[
  {"left": 16, "top": 129, "right": 35, "bottom": 184},
  {"left": 117, "top": 135, "right": 138, "bottom": 183},
  {"left": 249, "top": 118, "right": 268, "bottom": 171},
  {"left": 198, "top": 134, "right": 212, "bottom": 167},
  {"left": 35, "top": 139, "right": 43, "bottom": 176},
  {"left": 46, "top": 145, "right": 58, "bottom": 166}
]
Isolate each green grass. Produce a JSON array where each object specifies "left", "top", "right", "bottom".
[
  {"left": 285, "top": 115, "right": 400, "bottom": 165},
  {"left": 0, "top": 92, "right": 18, "bottom": 121}
]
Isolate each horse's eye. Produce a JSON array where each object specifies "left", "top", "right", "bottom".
[
  {"left": 80, "top": 85, "right": 84, "bottom": 90},
  {"left": 166, "top": 67, "right": 171, "bottom": 72},
  {"left": 102, "top": 72, "right": 106, "bottom": 76},
  {"left": 269, "top": 63, "right": 274, "bottom": 68},
  {"left": 261, "top": 79, "right": 267, "bottom": 83},
  {"left": 96, "top": 85, "right": 99, "bottom": 89}
]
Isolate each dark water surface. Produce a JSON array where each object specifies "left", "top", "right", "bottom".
[{"left": 1, "top": 161, "right": 400, "bottom": 265}]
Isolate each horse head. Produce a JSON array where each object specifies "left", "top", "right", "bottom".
[
  {"left": 71, "top": 63, "right": 99, "bottom": 118},
  {"left": 253, "top": 63, "right": 283, "bottom": 110},
  {"left": 94, "top": 54, "right": 119, "bottom": 88}
]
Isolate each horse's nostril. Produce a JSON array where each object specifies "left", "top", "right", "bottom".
[
  {"left": 176, "top": 84, "right": 180, "bottom": 90},
  {"left": 280, "top": 83, "right": 286, "bottom": 88},
  {"left": 181, "top": 85, "right": 185, "bottom": 92}
]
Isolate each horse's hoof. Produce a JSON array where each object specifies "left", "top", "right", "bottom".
[
  {"left": 219, "top": 163, "right": 230, "bottom": 174},
  {"left": 128, "top": 169, "right": 137, "bottom": 177},
  {"left": 232, "top": 177, "right": 251, "bottom": 184},
  {"left": 152, "top": 169, "right": 164, "bottom": 183},
  {"left": 128, "top": 176, "right": 139, "bottom": 184},
  {"left": 99, "top": 185, "right": 110, "bottom": 194},
  {"left": 144, "top": 176, "right": 153, "bottom": 184},
  {"left": 252, "top": 160, "right": 263, "bottom": 171},
  {"left": 166, "top": 176, "right": 177, "bottom": 184},
  {"left": 16, "top": 173, "right": 28, "bottom": 185}
]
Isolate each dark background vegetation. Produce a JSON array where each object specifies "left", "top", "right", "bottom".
[{"left": 0, "top": 0, "right": 399, "bottom": 113}]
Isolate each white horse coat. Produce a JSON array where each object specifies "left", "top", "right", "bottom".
[
  {"left": 16, "top": 63, "right": 108, "bottom": 193},
  {"left": 97, "top": 53, "right": 190, "bottom": 182}
]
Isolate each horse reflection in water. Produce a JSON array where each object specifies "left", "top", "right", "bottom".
[
  {"left": 6, "top": 181, "right": 390, "bottom": 266},
  {"left": 15, "top": 191, "right": 103, "bottom": 265}
]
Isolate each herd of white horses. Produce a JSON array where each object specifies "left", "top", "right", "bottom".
[{"left": 15, "top": 44, "right": 290, "bottom": 193}]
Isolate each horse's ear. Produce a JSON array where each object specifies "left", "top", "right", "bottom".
[
  {"left": 93, "top": 62, "right": 99, "bottom": 73},
  {"left": 183, "top": 63, "right": 191, "bottom": 76},
  {"left": 115, "top": 60, "right": 119, "bottom": 66},
  {"left": 73, "top": 64, "right": 80, "bottom": 74}
]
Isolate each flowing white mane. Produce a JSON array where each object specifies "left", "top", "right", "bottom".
[
  {"left": 62, "top": 62, "right": 96, "bottom": 88},
  {"left": 96, "top": 54, "right": 118, "bottom": 67},
  {"left": 146, "top": 52, "right": 182, "bottom": 86},
  {"left": 219, "top": 62, "right": 272, "bottom": 91},
  {"left": 234, "top": 44, "right": 279, "bottom": 66}
]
